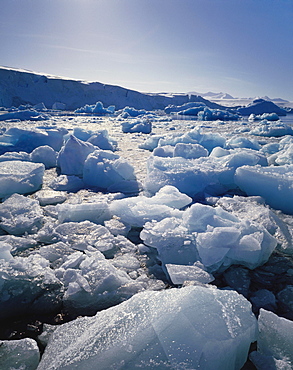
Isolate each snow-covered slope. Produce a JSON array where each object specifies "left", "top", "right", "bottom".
[{"left": 0, "top": 67, "right": 225, "bottom": 111}]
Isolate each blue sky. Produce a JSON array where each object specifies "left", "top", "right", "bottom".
[{"left": 1, "top": 0, "right": 293, "bottom": 100}]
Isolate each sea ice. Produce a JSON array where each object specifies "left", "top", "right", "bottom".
[
  {"left": 250, "top": 309, "right": 293, "bottom": 369},
  {"left": 56, "top": 201, "right": 111, "bottom": 224},
  {"left": 75, "top": 101, "right": 115, "bottom": 115},
  {"left": 0, "top": 160, "right": 44, "bottom": 198},
  {"left": 38, "top": 286, "right": 257, "bottom": 370},
  {"left": 0, "top": 254, "right": 63, "bottom": 319},
  {"left": 110, "top": 186, "right": 191, "bottom": 227},
  {"left": 30, "top": 145, "right": 58, "bottom": 168},
  {"left": 165, "top": 262, "right": 214, "bottom": 285},
  {"left": 83, "top": 149, "right": 137, "bottom": 191},
  {"left": 49, "top": 174, "right": 85, "bottom": 192},
  {"left": 34, "top": 189, "right": 67, "bottom": 206},
  {"left": 235, "top": 165, "right": 293, "bottom": 215},
  {"left": 0, "top": 193, "right": 44, "bottom": 235},
  {"left": 140, "top": 203, "right": 277, "bottom": 273},
  {"left": 57, "top": 135, "right": 96, "bottom": 176},
  {"left": 0, "top": 338, "right": 40, "bottom": 370},
  {"left": 121, "top": 118, "right": 152, "bottom": 133},
  {"left": 198, "top": 107, "right": 239, "bottom": 121}
]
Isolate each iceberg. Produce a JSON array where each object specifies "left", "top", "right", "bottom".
[
  {"left": 121, "top": 118, "right": 152, "bottom": 133},
  {"left": 38, "top": 286, "right": 257, "bottom": 370}
]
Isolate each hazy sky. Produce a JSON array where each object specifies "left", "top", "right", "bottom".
[{"left": 1, "top": 0, "right": 293, "bottom": 99}]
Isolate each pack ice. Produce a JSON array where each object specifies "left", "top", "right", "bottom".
[{"left": 37, "top": 286, "right": 257, "bottom": 370}]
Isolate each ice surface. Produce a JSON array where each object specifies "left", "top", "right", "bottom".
[
  {"left": 38, "top": 286, "right": 257, "bottom": 370},
  {"left": 235, "top": 165, "right": 293, "bottom": 215},
  {"left": 0, "top": 160, "right": 44, "bottom": 198},
  {"left": 0, "top": 338, "right": 40, "bottom": 370},
  {"left": 0, "top": 108, "right": 50, "bottom": 121},
  {"left": 250, "top": 309, "right": 293, "bottom": 369},
  {"left": 0, "top": 194, "right": 44, "bottom": 235},
  {"left": 140, "top": 203, "right": 277, "bottom": 272}
]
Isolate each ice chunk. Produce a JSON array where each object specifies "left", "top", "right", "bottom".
[
  {"left": 250, "top": 309, "right": 293, "bottom": 369},
  {"left": 166, "top": 263, "right": 214, "bottom": 285},
  {"left": 30, "top": 145, "right": 57, "bottom": 168},
  {"left": 56, "top": 201, "right": 111, "bottom": 224},
  {"left": 0, "top": 151, "right": 31, "bottom": 162},
  {"left": 153, "top": 144, "right": 175, "bottom": 157},
  {"left": 226, "top": 136, "right": 261, "bottom": 150},
  {"left": 121, "top": 118, "right": 152, "bottom": 133},
  {"left": 120, "top": 106, "right": 148, "bottom": 117},
  {"left": 34, "top": 189, "right": 67, "bottom": 206},
  {"left": 237, "top": 99, "right": 287, "bottom": 116},
  {"left": 250, "top": 121, "right": 293, "bottom": 137},
  {"left": 198, "top": 107, "right": 239, "bottom": 121},
  {"left": 75, "top": 101, "right": 115, "bottom": 115},
  {"left": 110, "top": 186, "right": 190, "bottom": 228},
  {"left": 138, "top": 134, "right": 164, "bottom": 150},
  {"left": 0, "top": 242, "right": 13, "bottom": 262},
  {"left": 104, "top": 218, "right": 131, "bottom": 236},
  {"left": 141, "top": 203, "right": 277, "bottom": 273},
  {"left": 49, "top": 174, "right": 85, "bottom": 192},
  {"left": 0, "top": 235, "right": 37, "bottom": 254},
  {"left": 87, "top": 130, "right": 117, "bottom": 151},
  {"left": 57, "top": 135, "right": 96, "bottom": 176},
  {"left": 83, "top": 149, "right": 137, "bottom": 191},
  {"left": 235, "top": 165, "right": 293, "bottom": 215},
  {"left": 173, "top": 142, "right": 209, "bottom": 159},
  {"left": 0, "top": 193, "right": 43, "bottom": 235},
  {"left": 0, "top": 108, "right": 49, "bottom": 121},
  {"left": 0, "top": 338, "right": 40, "bottom": 370},
  {"left": 0, "top": 254, "right": 63, "bottom": 319},
  {"left": 38, "top": 286, "right": 257, "bottom": 370},
  {"left": 144, "top": 149, "right": 265, "bottom": 198},
  {"left": 54, "top": 220, "right": 115, "bottom": 252},
  {"left": 0, "top": 160, "right": 44, "bottom": 198},
  {"left": 58, "top": 250, "right": 135, "bottom": 314}
]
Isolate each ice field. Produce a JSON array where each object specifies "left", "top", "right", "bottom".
[{"left": 0, "top": 68, "right": 293, "bottom": 369}]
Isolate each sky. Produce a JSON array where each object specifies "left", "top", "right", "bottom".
[{"left": 1, "top": 0, "right": 293, "bottom": 100}]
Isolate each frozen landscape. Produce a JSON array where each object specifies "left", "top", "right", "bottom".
[{"left": 0, "top": 67, "right": 293, "bottom": 369}]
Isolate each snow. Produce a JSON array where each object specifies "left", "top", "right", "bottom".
[{"left": 38, "top": 286, "right": 257, "bottom": 370}]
